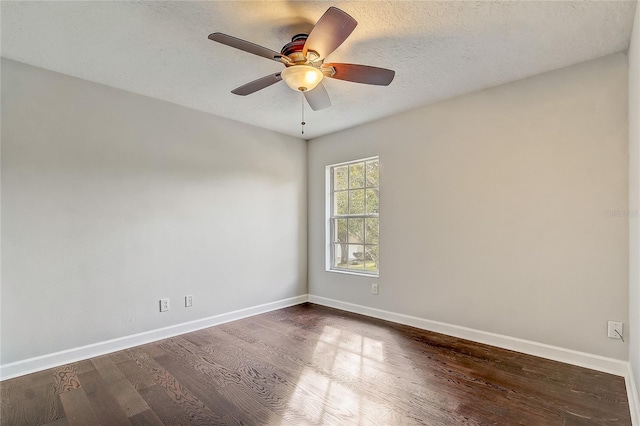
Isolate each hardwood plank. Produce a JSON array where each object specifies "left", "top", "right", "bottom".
[
  {"left": 26, "top": 370, "right": 57, "bottom": 388},
  {"left": 0, "top": 370, "right": 64, "bottom": 426},
  {"left": 129, "top": 347, "right": 240, "bottom": 426},
  {"left": 115, "top": 359, "right": 156, "bottom": 391},
  {"left": 92, "top": 355, "right": 152, "bottom": 417},
  {"left": 0, "top": 378, "right": 37, "bottom": 426},
  {"left": 53, "top": 365, "right": 80, "bottom": 394},
  {"left": 158, "top": 337, "right": 324, "bottom": 425},
  {"left": 70, "top": 359, "right": 96, "bottom": 375},
  {"left": 128, "top": 408, "right": 164, "bottom": 426},
  {"left": 37, "top": 380, "right": 64, "bottom": 425},
  {"left": 110, "top": 349, "right": 136, "bottom": 365},
  {"left": 152, "top": 344, "right": 275, "bottom": 425},
  {"left": 138, "top": 384, "right": 199, "bottom": 426},
  {"left": 181, "top": 332, "right": 212, "bottom": 348},
  {"left": 42, "top": 417, "right": 69, "bottom": 426},
  {"left": 109, "top": 377, "right": 153, "bottom": 417},
  {"left": 59, "top": 388, "right": 100, "bottom": 425},
  {"left": 92, "top": 355, "right": 127, "bottom": 384},
  {"left": 77, "top": 368, "right": 131, "bottom": 425}
]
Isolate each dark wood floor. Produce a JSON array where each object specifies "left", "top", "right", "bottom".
[{"left": 0, "top": 303, "right": 631, "bottom": 425}]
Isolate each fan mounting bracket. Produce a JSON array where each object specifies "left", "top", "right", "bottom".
[
  {"left": 321, "top": 66, "right": 336, "bottom": 78},
  {"left": 275, "top": 54, "right": 294, "bottom": 65},
  {"left": 305, "top": 50, "right": 321, "bottom": 64}
]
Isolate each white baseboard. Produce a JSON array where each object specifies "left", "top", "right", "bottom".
[
  {"left": 308, "top": 295, "right": 629, "bottom": 377},
  {"left": 0, "top": 294, "right": 309, "bottom": 381},
  {"left": 627, "top": 364, "right": 640, "bottom": 426}
]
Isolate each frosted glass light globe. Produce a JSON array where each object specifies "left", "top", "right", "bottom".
[{"left": 281, "top": 65, "right": 324, "bottom": 92}]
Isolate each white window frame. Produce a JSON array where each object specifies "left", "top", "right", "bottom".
[{"left": 326, "top": 156, "right": 379, "bottom": 277}]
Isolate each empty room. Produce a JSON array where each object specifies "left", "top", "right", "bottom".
[{"left": 1, "top": 1, "right": 639, "bottom": 425}]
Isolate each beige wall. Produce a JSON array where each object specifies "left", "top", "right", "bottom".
[
  {"left": 1, "top": 59, "right": 307, "bottom": 364},
  {"left": 1, "top": 46, "right": 633, "bottom": 376},
  {"left": 628, "top": 0, "right": 640, "bottom": 405},
  {"left": 308, "top": 53, "right": 629, "bottom": 360}
]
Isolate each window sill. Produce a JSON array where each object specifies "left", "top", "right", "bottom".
[{"left": 326, "top": 268, "right": 379, "bottom": 278}]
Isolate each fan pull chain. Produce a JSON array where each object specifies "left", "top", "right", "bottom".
[{"left": 301, "top": 92, "right": 306, "bottom": 135}]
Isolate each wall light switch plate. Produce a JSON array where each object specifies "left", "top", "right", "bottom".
[
  {"left": 607, "top": 321, "right": 623, "bottom": 339},
  {"left": 185, "top": 295, "right": 193, "bottom": 307}
]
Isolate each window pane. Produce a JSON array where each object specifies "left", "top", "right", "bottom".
[
  {"left": 347, "top": 244, "right": 365, "bottom": 270},
  {"left": 348, "top": 218, "right": 364, "bottom": 244},
  {"left": 365, "top": 246, "right": 379, "bottom": 272},
  {"left": 334, "top": 244, "right": 348, "bottom": 268},
  {"left": 334, "top": 166, "right": 348, "bottom": 191},
  {"left": 328, "top": 157, "right": 379, "bottom": 276},
  {"left": 349, "top": 163, "right": 364, "bottom": 189},
  {"left": 335, "top": 218, "right": 347, "bottom": 243},
  {"left": 365, "top": 218, "right": 379, "bottom": 245},
  {"left": 349, "top": 189, "right": 365, "bottom": 214},
  {"left": 334, "top": 191, "right": 348, "bottom": 215},
  {"left": 366, "top": 160, "right": 379, "bottom": 187},
  {"left": 365, "top": 188, "right": 379, "bottom": 214}
]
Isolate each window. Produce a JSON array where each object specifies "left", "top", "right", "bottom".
[{"left": 328, "top": 157, "right": 379, "bottom": 276}]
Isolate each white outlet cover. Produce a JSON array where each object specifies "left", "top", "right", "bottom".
[{"left": 160, "top": 298, "right": 170, "bottom": 312}]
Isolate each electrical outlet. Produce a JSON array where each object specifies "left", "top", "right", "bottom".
[
  {"left": 185, "top": 295, "right": 193, "bottom": 307},
  {"left": 371, "top": 283, "right": 379, "bottom": 295},
  {"left": 607, "top": 321, "right": 623, "bottom": 339},
  {"left": 160, "top": 298, "right": 170, "bottom": 312}
]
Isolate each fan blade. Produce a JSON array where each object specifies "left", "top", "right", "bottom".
[
  {"left": 209, "top": 33, "right": 282, "bottom": 62},
  {"left": 303, "top": 82, "right": 331, "bottom": 111},
  {"left": 323, "top": 63, "right": 395, "bottom": 86},
  {"left": 231, "top": 73, "right": 282, "bottom": 96},
  {"left": 303, "top": 7, "right": 357, "bottom": 60}
]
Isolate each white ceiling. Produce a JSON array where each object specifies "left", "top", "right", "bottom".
[{"left": 1, "top": 1, "right": 637, "bottom": 140}]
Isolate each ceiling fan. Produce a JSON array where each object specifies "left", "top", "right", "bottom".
[{"left": 208, "top": 6, "right": 395, "bottom": 112}]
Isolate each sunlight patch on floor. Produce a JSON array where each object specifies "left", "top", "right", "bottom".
[{"left": 282, "top": 325, "right": 396, "bottom": 424}]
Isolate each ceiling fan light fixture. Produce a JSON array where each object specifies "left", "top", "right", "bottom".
[{"left": 281, "top": 65, "right": 323, "bottom": 92}]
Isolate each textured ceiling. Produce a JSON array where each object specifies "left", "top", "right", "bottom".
[{"left": 1, "top": 1, "right": 637, "bottom": 139}]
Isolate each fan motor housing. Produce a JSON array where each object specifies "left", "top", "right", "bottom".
[{"left": 281, "top": 34, "right": 319, "bottom": 64}]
